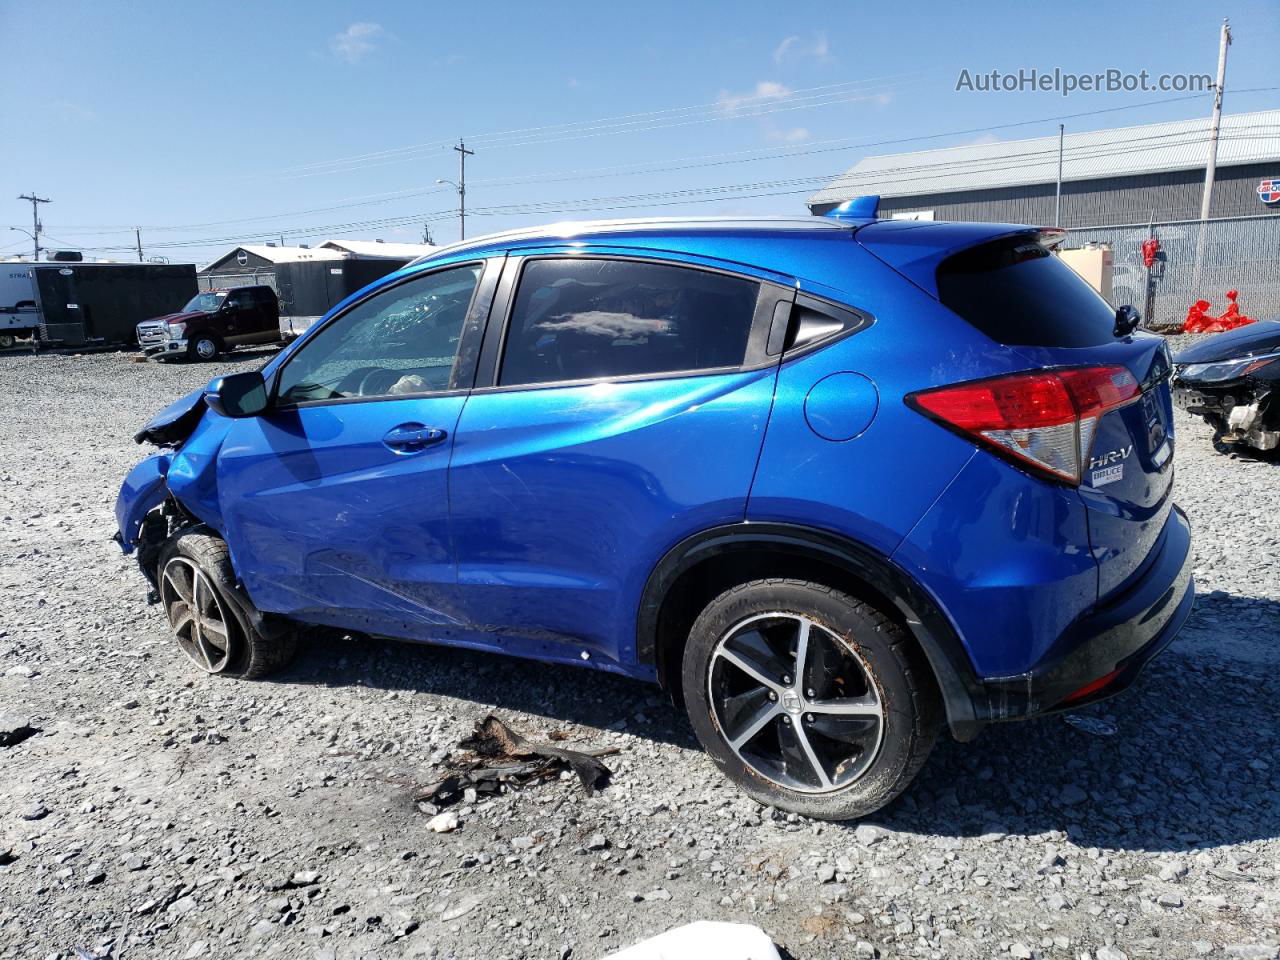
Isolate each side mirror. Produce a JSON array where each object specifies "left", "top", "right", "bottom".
[
  {"left": 1114, "top": 304, "right": 1141, "bottom": 337},
  {"left": 204, "top": 371, "right": 268, "bottom": 418},
  {"left": 223, "top": 300, "right": 240, "bottom": 311}
]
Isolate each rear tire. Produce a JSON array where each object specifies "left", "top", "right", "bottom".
[
  {"left": 157, "top": 528, "right": 297, "bottom": 679},
  {"left": 0, "top": 333, "right": 14, "bottom": 349},
  {"left": 681, "top": 578, "right": 939, "bottom": 820}
]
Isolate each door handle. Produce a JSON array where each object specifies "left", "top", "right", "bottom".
[{"left": 382, "top": 423, "right": 447, "bottom": 454}]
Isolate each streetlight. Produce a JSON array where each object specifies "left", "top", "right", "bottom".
[{"left": 8, "top": 226, "right": 36, "bottom": 260}]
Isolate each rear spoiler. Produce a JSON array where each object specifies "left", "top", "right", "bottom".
[{"left": 853, "top": 220, "right": 1064, "bottom": 299}]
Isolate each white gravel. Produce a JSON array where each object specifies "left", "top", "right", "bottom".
[{"left": 0, "top": 348, "right": 1277, "bottom": 960}]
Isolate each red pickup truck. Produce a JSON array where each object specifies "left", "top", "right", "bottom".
[{"left": 136, "top": 285, "right": 281, "bottom": 361}]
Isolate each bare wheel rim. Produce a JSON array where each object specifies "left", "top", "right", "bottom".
[
  {"left": 160, "top": 557, "right": 236, "bottom": 673},
  {"left": 195, "top": 339, "right": 217, "bottom": 359},
  {"left": 708, "top": 612, "right": 885, "bottom": 794}
]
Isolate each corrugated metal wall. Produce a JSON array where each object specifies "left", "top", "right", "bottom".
[{"left": 813, "top": 163, "right": 1280, "bottom": 227}]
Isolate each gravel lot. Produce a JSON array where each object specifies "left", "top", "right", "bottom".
[{"left": 1, "top": 346, "right": 1277, "bottom": 960}]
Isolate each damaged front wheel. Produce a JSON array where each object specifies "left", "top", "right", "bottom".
[{"left": 157, "top": 529, "right": 297, "bottom": 679}]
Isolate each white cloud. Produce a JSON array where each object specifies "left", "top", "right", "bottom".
[
  {"left": 773, "top": 36, "right": 800, "bottom": 64},
  {"left": 773, "top": 32, "right": 833, "bottom": 65},
  {"left": 717, "top": 80, "right": 793, "bottom": 116},
  {"left": 331, "top": 22, "right": 384, "bottom": 63},
  {"left": 768, "top": 126, "right": 811, "bottom": 143}
]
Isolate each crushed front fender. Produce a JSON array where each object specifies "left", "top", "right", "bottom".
[{"left": 115, "top": 453, "right": 172, "bottom": 554}]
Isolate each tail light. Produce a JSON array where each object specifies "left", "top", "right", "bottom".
[{"left": 906, "top": 365, "right": 1140, "bottom": 485}]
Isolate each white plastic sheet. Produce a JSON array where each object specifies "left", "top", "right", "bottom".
[{"left": 604, "top": 921, "right": 782, "bottom": 960}]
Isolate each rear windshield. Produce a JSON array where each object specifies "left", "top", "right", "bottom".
[{"left": 936, "top": 238, "right": 1118, "bottom": 347}]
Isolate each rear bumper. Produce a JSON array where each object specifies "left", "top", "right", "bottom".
[{"left": 965, "top": 504, "right": 1194, "bottom": 732}]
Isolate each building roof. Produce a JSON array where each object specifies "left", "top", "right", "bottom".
[
  {"left": 808, "top": 109, "right": 1280, "bottom": 208},
  {"left": 201, "top": 244, "right": 347, "bottom": 272},
  {"left": 320, "top": 239, "right": 437, "bottom": 259},
  {"left": 234, "top": 245, "right": 347, "bottom": 263}
]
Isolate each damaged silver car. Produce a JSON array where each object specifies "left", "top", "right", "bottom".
[{"left": 1173, "top": 320, "right": 1280, "bottom": 453}]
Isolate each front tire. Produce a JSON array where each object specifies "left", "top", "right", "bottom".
[
  {"left": 189, "top": 334, "right": 220, "bottom": 361},
  {"left": 681, "top": 578, "right": 939, "bottom": 820},
  {"left": 157, "top": 528, "right": 296, "bottom": 679},
  {"left": 0, "top": 333, "right": 15, "bottom": 349}
]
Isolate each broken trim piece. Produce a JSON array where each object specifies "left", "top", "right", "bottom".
[{"left": 416, "top": 715, "right": 615, "bottom": 810}]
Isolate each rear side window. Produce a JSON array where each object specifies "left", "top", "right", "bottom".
[
  {"left": 499, "top": 258, "right": 759, "bottom": 386},
  {"left": 936, "top": 239, "right": 1118, "bottom": 347}
]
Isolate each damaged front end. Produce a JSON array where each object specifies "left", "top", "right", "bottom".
[
  {"left": 115, "top": 382, "right": 230, "bottom": 585},
  {"left": 1173, "top": 321, "right": 1280, "bottom": 453}
]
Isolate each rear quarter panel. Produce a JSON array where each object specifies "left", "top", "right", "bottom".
[{"left": 746, "top": 243, "right": 1036, "bottom": 557}]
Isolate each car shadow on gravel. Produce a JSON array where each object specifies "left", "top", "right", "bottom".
[
  {"left": 271, "top": 604, "right": 1278, "bottom": 852},
  {"left": 277, "top": 630, "right": 698, "bottom": 750},
  {"left": 864, "top": 608, "right": 1280, "bottom": 853}
]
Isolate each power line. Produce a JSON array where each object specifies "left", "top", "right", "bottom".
[
  {"left": 275, "top": 74, "right": 921, "bottom": 177},
  {"left": 57, "top": 126, "right": 1279, "bottom": 256},
  {"left": 54, "top": 123, "right": 1280, "bottom": 238},
  {"left": 23, "top": 91, "right": 1280, "bottom": 259},
  {"left": 30, "top": 93, "right": 1271, "bottom": 243}
]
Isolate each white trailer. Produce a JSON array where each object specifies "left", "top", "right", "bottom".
[{"left": 0, "top": 262, "right": 40, "bottom": 348}]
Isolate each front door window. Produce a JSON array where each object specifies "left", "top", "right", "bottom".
[{"left": 276, "top": 263, "right": 483, "bottom": 404}]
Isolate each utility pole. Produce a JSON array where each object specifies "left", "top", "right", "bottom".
[
  {"left": 16, "top": 193, "right": 51, "bottom": 261},
  {"left": 135, "top": 227, "right": 144, "bottom": 262},
  {"left": 422, "top": 223, "right": 434, "bottom": 245},
  {"left": 1054, "top": 124, "right": 1064, "bottom": 226},
  {"left": 1199, "top": 18, "right": 1232, "bottom": 221},
  {"left": 453, "top": 140, "right": 474, "bottom": 240},
  {"left": 1193, "top": 18, "right": 1232, "bottom": 295}
]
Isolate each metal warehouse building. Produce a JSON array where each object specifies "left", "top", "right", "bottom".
[
  {"left": 199, "top": 239, "right": 436, "bottom": 333},
  {"left": 807, "top": 109, "right": 1280, "bottom": 228}
]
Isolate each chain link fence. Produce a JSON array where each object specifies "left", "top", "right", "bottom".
[{"left": 1065, "top": 214, "right": 1280, "bottom": 332}]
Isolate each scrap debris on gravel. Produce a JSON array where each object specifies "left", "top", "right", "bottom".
[
  {"left": 1, "top": 349, "right": 1278, "bottom": 960},
  {"left": 0, "top": 715, "right": 40, "bottom": 749},
  {"left": 417, "top": 714, "right": 615, "bottom": 813}
]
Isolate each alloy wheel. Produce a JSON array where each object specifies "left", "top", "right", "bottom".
[
  {"left": 708, "top": 612, "right": 885, "bottom": 793},
  {"left": 160, "top": 557, "right": 236, "bottom": 673},
  {"left": 195, "top": 339, "right": 217, "bottom": 360}
]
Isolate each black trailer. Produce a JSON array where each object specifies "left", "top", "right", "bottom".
[
  {"left": 34, "top": 262, "right": 197, "bottom": 347},
  {"left": 273, "top": 258, "right": 405, "bottom": 320},
  {"left": 199, "top": 256, "right": 410, "bottom": 337}
]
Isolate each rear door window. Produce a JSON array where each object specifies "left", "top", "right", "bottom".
[
  {"left": 499, "top": 258, "right": 760, "bottom": 386},
  {"left": 936, "top": 238, "right": 1118, "bottom": 347}
]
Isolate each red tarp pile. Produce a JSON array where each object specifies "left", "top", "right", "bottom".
[{"left": 1183, "top": 290, "right": 1256, "bottom": 333}]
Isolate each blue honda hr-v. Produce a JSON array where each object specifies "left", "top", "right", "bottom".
[{"left": 115, "top": 200, "right": 1194, "bottom": 819}]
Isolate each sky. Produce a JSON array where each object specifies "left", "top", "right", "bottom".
[{"left": 2, "top": 1, "right": 1277, "bottom": 266}]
